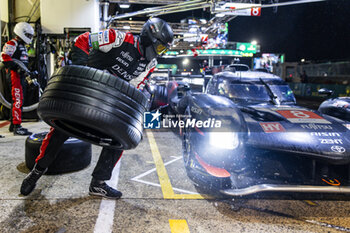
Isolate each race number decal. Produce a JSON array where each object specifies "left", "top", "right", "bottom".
[{"left": 276, "top": 110, "right": 331, "bottom": 124}]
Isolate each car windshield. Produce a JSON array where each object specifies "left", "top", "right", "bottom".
[
  {"left": 217, "top": 80, "right": 296, "bottom": 103},
  {"left": 269, "top": 85, "right": 296, "bottom": 103},
  {"left": 218, "top": 82, "right": 271, "bottom": 102},
  {"left": 225, "top": 65, "right": 250, "bottom": 72}
]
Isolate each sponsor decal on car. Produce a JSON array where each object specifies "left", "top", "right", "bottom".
[
  {"left": 319, "top": 139, "right": 343, "bottom": 144},
  {"left": 300, "top": 123, "right": 333, "bottom": 130},
  {"left": 331, "top": 145, "right": 346, "bottom": 153},
  {"left": 276, "top": 110, "right": 331, "bottom": 124},
  {"left": 311, "top": 132, "right": 340, "bottom": 137},
  {"left": 259, "top": 122, "right": 285, "bottom": 133}
]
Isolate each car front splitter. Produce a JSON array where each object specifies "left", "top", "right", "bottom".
[{"left": 220, "top": 184, "right": 350, "bottom": 196}]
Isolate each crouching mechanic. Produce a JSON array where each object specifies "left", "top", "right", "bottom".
[
  {"left": 20, "top": 18, "right": 173, "bottom": 199},
  {"left": 1, "top": 22, "right": 34, "bottom": 135}
]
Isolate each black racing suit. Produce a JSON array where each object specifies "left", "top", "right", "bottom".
[{"left": 35, "top": 29, "right": 156, "bottom": 180}]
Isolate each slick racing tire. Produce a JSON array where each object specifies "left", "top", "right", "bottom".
[
  {"left": 37, "top": 65, "right": 148, "bottom": 150},
  {"left": 25, "top": 132, "right": 92, "bottom": 175},
  {"left": 150, "top": 85, "right": 168, "bottom": 111}
]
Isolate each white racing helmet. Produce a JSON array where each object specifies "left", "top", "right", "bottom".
[{"left": 14, "top": 22, "right": 34, "bottom": 44}]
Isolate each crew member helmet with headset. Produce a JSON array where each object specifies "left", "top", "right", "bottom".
[
  {"left": 140, "top": 18, "right": 174, "bottom": 61},
  {"left": 13, "top": 22, "right": 34, "bottom": 44}
]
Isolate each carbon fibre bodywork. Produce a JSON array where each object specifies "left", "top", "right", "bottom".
[
  {"left": 319, "top": 97, "right": 350, "bottom": 122},
  {"left": 171, "top": 70, "right": 350, "bottom": 196}
]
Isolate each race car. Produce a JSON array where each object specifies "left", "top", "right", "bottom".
[
  {"left": 167, "top": 69, "right": 350, "bottom": 197},
  {"left": 318, "top": 96, "right": 350, "bottom": 122}
]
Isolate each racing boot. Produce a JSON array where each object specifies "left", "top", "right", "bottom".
[
  {"left": 9, "top": 123, "right": 14, "bottom": 132},
  {"left": 13, "top": 124, "right": 32, "bottom": 136},
  {"left": 89, "top": 178, "right": 122, "bottom": 199},
  {"left": 20, "top": 164, "right": 47, "bottom": 195}
]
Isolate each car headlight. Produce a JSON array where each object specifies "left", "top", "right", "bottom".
[
  {"left": 149, "top": 85, "right": 155, "bottom": 93},
  {"left": 209, "top": 132, "right": 239, "bottom": 150}
]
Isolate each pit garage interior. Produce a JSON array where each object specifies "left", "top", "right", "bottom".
[{"left": 1, "top": 0, "right": 350, "bottom": 232}]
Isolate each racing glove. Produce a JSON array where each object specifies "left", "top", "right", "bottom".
[{"left": 2, "top": 61, "right": 19, "bottom": 71}]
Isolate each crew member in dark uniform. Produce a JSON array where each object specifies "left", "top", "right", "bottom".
[
  {"left": 20, "top": 18, "right": 173, "bottom": 199},
  {"left": 1, "top": 22, "right": 34, "bottom": 135}
]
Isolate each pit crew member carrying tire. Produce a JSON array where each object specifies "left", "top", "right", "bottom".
[{"left": 20, "top": 18, "right": 174, "bottom": 199}]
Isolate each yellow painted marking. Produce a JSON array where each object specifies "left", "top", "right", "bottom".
[
  {"left": 147, "top": 130, "right": 174, "bottom": 197},
  {"left": 304, "top": 200, "right": 317, "bottom": 206},
  {"left": 169, "top": 219, "right": 190, "bottom": 233},
  {"left": 146, "top": 130, "right": 207, "bottom": 199}
]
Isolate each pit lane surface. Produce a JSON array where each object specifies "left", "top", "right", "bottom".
[{"left": 1, "top": 120, "right": 350, "bottom": 232}]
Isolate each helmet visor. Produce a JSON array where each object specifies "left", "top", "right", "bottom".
[
  {"left": 154, "top": 40, "right": 169, "bottom": 55},
  {"left": 25, "top": 33, "right": 33, "bottom": 40}
]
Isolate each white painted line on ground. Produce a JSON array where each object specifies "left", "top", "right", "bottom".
[
  {"left": 94, "top": 161, "right": 121, "bottom": 233},
  {"left": 132, "top": 178, "right": 200, "bottom": 195},
  {"left": 131, "top": 156, "right": 182, "bottom": 180},
  {"left": 305, "top": 219, "right": 350, "bottom": 232},
  {"left": 131, "top": 156, "right": 201, "bottom": 195}
]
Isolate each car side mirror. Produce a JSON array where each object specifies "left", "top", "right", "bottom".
[{"left": 318, "top": 88, "right": 333, "bottom": 97}]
